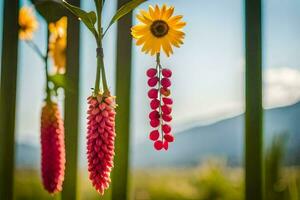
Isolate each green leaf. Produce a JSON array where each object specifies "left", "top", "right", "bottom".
[
  {"left": 49, "top": 74, "right": 66, "bottom": 88},
  {"left": 30, "top": 0, "right": 67, "bottom": 23},
  {"left": 48, "top": 74, "right": 74, "bottom": 93},
  {"left": 62, "top": 0, "right": 98, "bottom": 39},
  {"left": 103, "top": 0, "right": 146, "bottom": 37}
]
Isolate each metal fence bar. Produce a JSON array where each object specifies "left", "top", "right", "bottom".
[
  {"left": 111, "top": 0, "right": 133, "bottom": 199},
  {"left": 0, "top": 0, "right": 19, "bottom": 199},
  {"left": 245, "top": 0, "right": 264, "bottom": 199},
  {"left": 61, "top": 0, "right": 81, "bottom": 199}
]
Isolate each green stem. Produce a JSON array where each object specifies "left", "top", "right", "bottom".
[
  {"left": 94, "top": 50, "right": 102, "bottom": 95},
  {"left": 101, "top": 54, "right": 109, "bottom": 93},
  {"left": 45, "top": 30, "right": 51, "bottom": 102},
  {"left": 156, "top": 53, "right": 164, "bottom": 142},
  {"left": 94, "top": 0, "right": 109, "bottom": 95},
  {"left": 26, "top": 40, "right": 46, "bottom": 61}
]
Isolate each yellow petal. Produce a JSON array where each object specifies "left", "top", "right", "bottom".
[
  {"left": 136, "top": 13, "right": 152, "bottom": 25},
  {"left": 160, "top": 4, "right": 167, "bottom": 19},
  {"left": 162, "top": 6, "right": 174, "bottom": 21},
  {"left": 148, "top": 6, "right": 156, "bottom": 20},
  {"left": 161, "top": 38, "right": 173, "bottom": 57},
  {"left": 172, "top": 21, "right": 186, "bottom": 29},
  {"left": 140, "top": 9, "right": 153, "bottom": 23},
  {"left": 168, "top": 15, "right": 183, "bottom": 25}
]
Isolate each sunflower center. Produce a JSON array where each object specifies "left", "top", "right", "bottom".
[{"left": 150, "top": 20, "right": 169, "bottom": 38}]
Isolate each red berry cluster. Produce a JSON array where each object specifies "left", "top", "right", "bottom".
[{"left": 147, "top": 67, "right": 175, "bottom": 151}]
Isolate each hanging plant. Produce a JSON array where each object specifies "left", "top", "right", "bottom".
[
  {"left": 62, "top": 0, "right": 146, "bottom": 195},
  {"left": 18, "top": 4, "right": 68, "bottom": 194},
  {"left": 131, "top": 4, "right": 186, "bottom": 151}
]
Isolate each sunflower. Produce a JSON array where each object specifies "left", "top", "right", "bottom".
[
  {"left": 49, "top": 17, "right": 67, "bottom": 73},
  {"left": 131, "top": 4, "right": 186, "bottom": 57},
  {"left": 19, "top": 7, "right": 38, "bottom": 40}
]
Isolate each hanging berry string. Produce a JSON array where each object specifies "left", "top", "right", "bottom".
[{"left": 147, "top": 53, "right": 175, "bottom": 151}]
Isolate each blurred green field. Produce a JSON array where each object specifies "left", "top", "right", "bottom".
[{"left": 14, "top": 160, "right": 300, "bottom": 200}]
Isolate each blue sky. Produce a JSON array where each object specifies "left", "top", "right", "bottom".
[{"left": 0, "top": 0, "right": 299, "bottom": 150}]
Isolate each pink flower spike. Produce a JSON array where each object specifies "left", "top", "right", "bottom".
[
  {"left": 163, "top": 141, "right": 169, "bottom": 150},
  {"left": 162, "top": 124, "right": 171, "bottom": 134},
  {"left": 161, "top": 78, "right": 171, "bottom": 88},
  {"left": 148, "top": 89, "right": 158, "bottom": 99},
  {"left": 154, "top": 140, "right": 163, "bottom": 150},
  {"left": 150, "top": 99, "right": 160, "bottom": 109},
  {"left": 148, "top": 77, "right": 159, "bottom": 87},
  {"left": 149, "top": 110, "right": 160, "bottom": 120},
  {"left": 161, "top": 105, "right": 172, "bottom": 114},
  {"left": 162, "top": 97, "right": 173, "bottom": 105},
  {"left": 146, "top": 68, "right": 157, "bottom": 77},
  {"left": 164, "top": 134, "right": 174, "bottom": 142},
  {"left": 162, "top": 68, "right": 172, "bottom": 78},
  {"left": 149, "top": 130, "right": 160, "bottom": 141}
]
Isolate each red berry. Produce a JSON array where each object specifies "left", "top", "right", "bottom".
[
  {"left": 149, "top": 130, "right": 160, "bottom": 141},
  {"left": 162, "top": 114, "right": 172, "bottom": 122},
  {"left": 150, "top": 119, "right": 160, "bottom": 127},
  {"left": 163, "top": 141, "right": 169, "bottom": 150},
  {"left": 154, "top": 140, "right": 163, "bottom": 150},
  {"left": 161, "top": 105, "right": 172, "bottom": 114},
  {"left": 162, "top": 124, "right": 171, "bottom": 133},
  {"left": 164, "top": 134, "right": 174, "bottom": 142},
  {"left": 149, "top": 111, "right": 160, "bottom": 120},
  {"left": 150, "top": 99, "right": 160, "bottom": 109},
  {"left": 162, "top": 97, "right": 173, "bottom": 105},
  {"left": 148, "top": 77, "right": 159, "bottom": 87},
  {"left": 162, "top": 69, "right": 172, "bottom": 77},
  {"left": 160, "top": 87, "right": 170, "bottom": 96},
  {"left": 161, "top": 78, "right": 171, "bottom": 88},
  {"left": 146, "top": 68, "right": 157, "bottom": 77},
  {"left": 148, "top": 89, "right": 158, "bottom": 99}
]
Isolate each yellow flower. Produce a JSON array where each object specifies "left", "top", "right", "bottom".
[
  {"left": 131, "top": 4, "right": 186, "bottom": 57},
  {"left": 49, "top": 17, "right": 67, "bottom": 74},
  {"left": 19, "top": 7, "right": 38, "bottom": 40}
]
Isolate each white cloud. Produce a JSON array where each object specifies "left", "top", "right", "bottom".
[{"left": 264, "top": 67, "right": 300, "bottom": 108}]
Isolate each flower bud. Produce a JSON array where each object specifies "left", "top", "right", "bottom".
[
  {"left": 162, "top": 97, "right": 173, "bottom": 105},
  {"left": 154, "top": 140, "right": 163, "bottom": 150},
  {"left": 163, "top": 141, "right": 169, "bottom": 150},
  {"left": 150, "top": 99, "right": 160, "bottom": 109},
  {"left": 161, "top": 78, "right": 171, "bottom": 88},
  {"left": 149, "top": 130, "right": 160, "bottom": 141},
  {"left": 148, "top": 89, "right": 158, "bottom": 99},
  {"left": 149, "top": 110, "right": 160, "bottom": 120},
  {"left": 162, "top": 68, "right": 172, "bottom": 77},
  {"left": 148, "top": 77, "right": 159, "bottom": 87},
  {"left": 162, "top": 124, "right": 171, "bottom": 134},
  {"left": 164, "top": 134, "right": 174, "bottom": 142},
  {"left": 160, "top": 87, "right": 171, "bottom": 96},
  {"left": 162, "top": 114, "right": 172, "bottom": 122},
  {"left": 150, "top": 119, "right": 160, "bottom": 128},
  {"left": 161, "top": 105, "right": 172, "bottom": 114},
  {"left": 146, "top": 68, "right": 157, "bottom": 77}
]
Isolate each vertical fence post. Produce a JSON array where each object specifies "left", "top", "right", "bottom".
[
  {"left": 245, "top": 0, "right": 263, "bottom": 200},
  {"left": 111, "top": 0, "right": 133, "bottom": 199},
  {"left": 61, "top": 0, "right": 81, "bottom": 199},
  {"left": 0, "top": 0, "right": 19, "bottom": 199}
]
